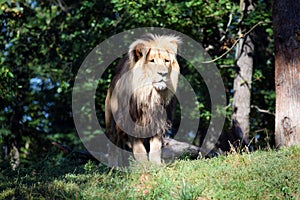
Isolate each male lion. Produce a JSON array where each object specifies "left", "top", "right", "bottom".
[{"left": 105, "top": 34, "right": 181, "bottom": 166}]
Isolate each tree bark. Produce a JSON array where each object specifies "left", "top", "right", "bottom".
[
  {"left": 273, "top": 0, "right": 300, "bottom": 147},
  {"left": 232, "top": 0, "right": 254, "bottom": 144}
]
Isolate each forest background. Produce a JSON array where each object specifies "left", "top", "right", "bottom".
[{"left": 1, "top": 0, "right": 275, "bottom": 164}]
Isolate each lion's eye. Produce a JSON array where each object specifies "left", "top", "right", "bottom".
[
  {"left": 165, "top": 59, "right": 170, "bottom": 63},
  {"left": 150, "top": 59, "right": 155, "bottom": 63}
]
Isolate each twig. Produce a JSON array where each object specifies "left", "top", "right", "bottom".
[
  {"left": 52, "top": 141, "right": 99, "bottom": 161},
  {"left": 251, "top": 105, "right": 275, "bottom": 116},
  {"left": 52, "top": 141, "right": 72, "bottom": 154},
  {"left": 202, "top": 21, "right": 264, "bottom": 64},
  {"left": 219, "top": 65, "right": 235, "bottom": 68},
  {"left": 220, "top": 13, "right": 233, "bottom": 42}
]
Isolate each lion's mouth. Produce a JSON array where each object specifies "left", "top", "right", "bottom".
[{"left": 153, "top": 81, "right": 167, "bottom": 91}]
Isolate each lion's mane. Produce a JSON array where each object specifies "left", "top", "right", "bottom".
[{"left": 105, "top": 34, "right": 181, "bottom": 150}]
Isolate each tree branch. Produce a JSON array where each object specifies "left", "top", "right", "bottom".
[
  {"left": 220, "top": 13, "right": 233, "bottom": 42},
  {"left": 202, "top": 21, "right": 264, "bottom": 64},
  {"left": 251, "top": 105, "right": 275, "bottom": 116}
]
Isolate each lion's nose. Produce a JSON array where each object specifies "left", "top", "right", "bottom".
[{"left": 157, "top": 71, "right": 168, "bottom": 77}]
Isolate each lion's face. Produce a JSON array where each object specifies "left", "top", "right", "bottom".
[{"left": 128, "top": 34, "right": 181, "bottom": 105}]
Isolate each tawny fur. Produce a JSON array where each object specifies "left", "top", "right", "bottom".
[{"left": 105, "top": 34, "right": 181, "bottom": 165}]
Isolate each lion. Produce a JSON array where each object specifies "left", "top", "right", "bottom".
[{"left": 105, "top": 34, "right": 181, "bottom": 166}]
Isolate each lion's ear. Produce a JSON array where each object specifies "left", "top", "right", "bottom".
[
  {"left": 129, "top": 40, "right": 150, "bottom": 63},
  {"left": 168, "top": 36, "right": 182, "bottom": 55}
]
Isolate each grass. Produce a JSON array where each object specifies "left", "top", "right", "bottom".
[{"left": 1, "top": 146, "right": 300, "bottom": 199}]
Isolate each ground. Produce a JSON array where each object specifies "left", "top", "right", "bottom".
[{"left": 1, "top": 146, "right": 299, "bottom": 199}]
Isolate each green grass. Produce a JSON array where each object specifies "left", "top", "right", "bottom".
[{"left": 1, "top": 146, "right": 300, "bottom": 200}]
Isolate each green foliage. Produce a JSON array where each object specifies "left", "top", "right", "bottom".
[
  {"left": 1, "top": 147, "right": 299, "bottom": 199},
  {"left": 0, "top": 0, "right": 116, "bottom": 162},
  {"left": 0, "top": 0, "right": 275, "bottom": 165}
]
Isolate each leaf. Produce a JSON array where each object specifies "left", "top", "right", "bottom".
[{"left": 57, "top": 87, "right": 62, "bottom": 93}]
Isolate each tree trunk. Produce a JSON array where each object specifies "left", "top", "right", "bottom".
[
  {"left": 232, "top": 0, "right": 254, "bottom": 145},
  {"left": 273, "top": 0, "right": 300, "bottom": 147}
]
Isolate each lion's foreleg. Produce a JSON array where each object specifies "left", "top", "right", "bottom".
[
  {"left": 149, "top": 135, "right": 162, "bottom": 165},
  {"left": 132, "top": 138, "right": 148, "bottom": 163}
]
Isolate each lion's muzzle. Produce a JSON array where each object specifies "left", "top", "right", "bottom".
[{"left": 153, "top": 80, "right": 167, "bottom": 91}]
